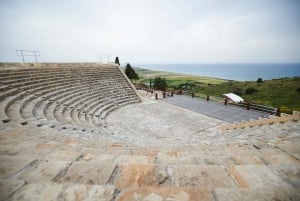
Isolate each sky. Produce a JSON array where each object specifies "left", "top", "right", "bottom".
[{"left": 0, "top": 0, "right": 300, "bottom": 64}]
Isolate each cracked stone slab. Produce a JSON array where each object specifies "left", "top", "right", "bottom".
[
  {"left": 43, "top": 150, "right": 82, "bottom": 162},
  {"left": 116, "top": 187, "right": 213, "bottom": 201},
  {"left": 59, "top": 161, "right": 116, "bottom": 185},
  {"left": 9, "top": 182, "right": 115, "bottom": 201},
  {"left": 0, "top": 179, "right": 24, "bottom": 201},
  {"left": 10, "top": 182, "right": 63, "bottom": 201},
  {"left": 22, "top": 160, "right": 71, "bottom": 182},
  {"left": 213, "top": 187, "right": 300, "bottom": 201},
  {"left": 172, "top": 165, "right": 234, "bottom": 189},
  {"left": 115, "top": 164, "right": 159, "bottom": 189},
  {"left": 115, "top": 155, "right": 154, "bottom": 165},
  {"left": 0, "top": 156, "right": 38, "bottom": 179},
  {"left": 275, "top": 141, "right": 300, "bottom": 160},
  {"left": 59, "top": 184, "right": 115, "bottom": 201},
  {"left": 228, "top": 165, "right": 293, "bottom": 189}
]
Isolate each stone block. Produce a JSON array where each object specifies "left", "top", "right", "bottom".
[
  {"left": 59, "top": 184, "right": 115, "bottom": 201},
  {"left": 228, "top": 165, "right": 292, "bottom": 189},
  {"left": 0, "top": 179, "right": 24, "bottom": 201},
  {"left": 44, "top": 150, "right": 81, "bottom": 162},
  {"left": 115, "top": 164, "right": 159, "bottom": 189},
  {"left": 10, "top": 182, "right": 63, "bottom": 201},
  {"left": 60, "top": 161, "right": 116, "bottom": 185},
  {"left": 23, "top": 160, "right": 71, "bottom": 182},
  {"left": 116, "top": 187, "right": 213, "bottom": 201},
  {"left": 213, "top": 187, "right": 300, "bottom": 201},
  {"left": 172, "top": 165, "right": 234, "bottom": 189}
]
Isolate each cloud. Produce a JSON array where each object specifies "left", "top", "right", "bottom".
[{"left": 0, "top": 0, "right": 299, "bottom": 63}]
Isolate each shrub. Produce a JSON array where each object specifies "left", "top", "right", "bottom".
[
  {"left": 245, "top": 87, "right": 257, "bottom": 94},
  {"left": 233, "top": 87, "right": 244, "bottom": 95},
  {"left": 257, "top": 78, "right": 263, "bottom": 83},
  {"left": 153, "top": 76, "right": 167, "bottom": 91}
]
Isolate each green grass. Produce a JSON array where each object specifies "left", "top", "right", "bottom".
[{"left": 134, "top": 67, "right": 300, "bottom": 114}]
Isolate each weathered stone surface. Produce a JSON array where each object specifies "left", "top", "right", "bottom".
[
  {"left": 115, "top": 164, "right": 159, "bottom": 189},
  {"left": 44, "top": 150, "right": 81, "bottom": 162},
  {"left": 59, "top": 184, "right": 115, "bottom": 201},
  {"left": 116, "top": 187, "right": 212, "bottom": 201},
  {"left": 10, "top": 182, "right": 63, "bottom": 201},
  {"left": 213, "top": 187, "right": 300, "bottom": 201},
  {"left": 275, "top": 141, "right": 300, "bottom": 160},
  {"left": 173, "top": 165, "right": 234, "bottom": 189},
  {"left": 115, "top": 155, "right": 154, "bottom": 165},
  {"left": 228, "top": 165, "right": 292, "bottom": 189},
  {"left": 0, "top": 156, "right": 37, "bottom": 178},
  {"left": 23, "top": 160, "right": 70, "bottom": 182},
  {"left": 0, "top": 179, "right": 24, "bottom": 201},
  {"left": 60, "top": 161, "right": 116, "bottom": 185}
]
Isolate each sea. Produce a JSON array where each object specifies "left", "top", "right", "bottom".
[{"left": 136, "top": 63, "right": 300, "bottom": 81}]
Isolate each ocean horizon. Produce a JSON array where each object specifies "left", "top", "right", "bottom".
[{"left": 136, "top": 63, "right": 300, "bottom": 81}]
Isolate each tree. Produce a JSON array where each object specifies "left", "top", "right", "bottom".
[
  {"left": 115, "top": 57, "right": 120, "bottom": 66},
  {"left": 153, "top": 76, "right": 167, "bottom": 91},
  {"left": 125, "top": 63, "right": 139, "bottom": 82},
  {"left": 257, "top": 78, "right": 263, "bottom": 83}
]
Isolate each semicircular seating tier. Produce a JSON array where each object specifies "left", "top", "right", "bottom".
[{"left": 0, "top": 63, "right": 141, "bottom": 134}]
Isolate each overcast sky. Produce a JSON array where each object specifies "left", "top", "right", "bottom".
[{"left": 0, "top": 0, "right": 300, "bottom": 64}]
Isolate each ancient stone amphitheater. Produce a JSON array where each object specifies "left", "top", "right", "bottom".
[{"left": 0, "top": 63, "right": 299, "bottom": 201}]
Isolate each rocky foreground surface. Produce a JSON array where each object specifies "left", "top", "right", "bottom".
[{"left": 1, "top": 94, "right": 300, "bottom": 201}]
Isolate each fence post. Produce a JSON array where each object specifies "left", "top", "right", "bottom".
[
  {"left": 206, "top": 95, "right": 209, "bottom": 101},
  {"left": 247, "top": 102, "right": 250, "bottom": 110},
  {"left": 192, "top": 92, "right": 195, "bottom": 98},
  {"left": 276, "top": 107, "right": 281, "bottom": 117}
]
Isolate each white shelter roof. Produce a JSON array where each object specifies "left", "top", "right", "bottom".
[{"left": 223, "top": 93, "right": 244, "bottom": 103}]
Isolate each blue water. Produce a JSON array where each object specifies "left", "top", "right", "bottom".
[{"left": 136, "top": 63, "right": 300, "bottom": 81}]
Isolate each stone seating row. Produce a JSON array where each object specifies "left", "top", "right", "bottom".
[
  {"left": 0, "top": 64, "right": 141, "bottom": 133},
  {"left": 220, "top": 111, "right": 300, "bottom": 131}
]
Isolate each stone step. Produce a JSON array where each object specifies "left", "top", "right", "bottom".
[
  {"left": 213, "top": 187, "right": 300, "bottom": 201},
  {"left": 9, "top": 182, "right": 115, "bottom": 201},
  {"left": 116, "top": 187, "right": 213, "bottom": 201}
]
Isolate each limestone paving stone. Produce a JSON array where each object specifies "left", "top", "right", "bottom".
[
  {"left": 59, "top": 161, "right": 116, "bottom": 185},
  {"left": 116, "top": 187, "right": 213, "bottom": 201},
  {"left": 43, "top": 150, "right": 82, "bottom": 162},
  {"left": 0, "top": 179, "right": 25, "bottom": 201},
  {"left": 274, "top": 141, "right": 300, "bottom": 160},
  {"left": 22, "top": 160, "right": 71, "bottom": 182},
  {"left": 58, "top": 184, "right": 115, "bottom": 201},
  {"left": 10, "top": 182, "right": 63, "bottom": 201},
  {"left": 172, "top": 165, "right": 234, "bottom": 189},
  {"left": 213, "top": 187, "right": 300, "bottom": 201},
  {"left": 115, "top": 154, "right": 154, "bottom": 165},
  {"left": 115, "top": 164, "right": 159, "bottom": 189},
  {"left": 228, "top": 165, "right": 293, "bottom": 189},
  {"left": 0, "top": 156, "right": 38, "bottom": 179}
]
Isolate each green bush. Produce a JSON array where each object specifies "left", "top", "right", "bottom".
[
  {"left": 153, "top": 76, "right": 167, "bottom": 91},
  {"left": 245, "top": 87, "right": 257, "bottom": 94}
]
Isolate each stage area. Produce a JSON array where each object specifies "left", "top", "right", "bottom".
[{"left": 161, "top": 95, "right": 269, "bottom": 123}]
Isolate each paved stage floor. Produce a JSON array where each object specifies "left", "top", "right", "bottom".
[{"left": 161, "top": 95, "right": 269, "bottom": 123}]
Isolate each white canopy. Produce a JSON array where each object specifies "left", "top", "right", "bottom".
[{"left": 223, "top": 93, "right": 244, "bottom": 103}]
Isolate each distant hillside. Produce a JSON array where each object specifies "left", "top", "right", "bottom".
[{"left": 133, "top": 67, "right": 300, "bottom": 113}]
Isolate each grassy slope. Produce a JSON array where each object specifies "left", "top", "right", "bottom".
[{"left": 135, "top": 67, "right": 300, "bottom": 113}]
